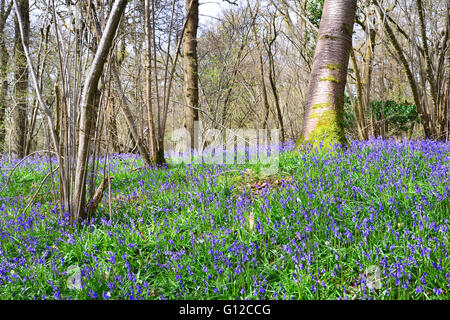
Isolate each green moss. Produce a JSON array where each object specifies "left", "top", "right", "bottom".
[
  {"left": 320, "top": 34, "right": 338, "bottom": 41},
  {"left": 309, "top": 108, "right": 347, "bottom": 149},
  {"left": 324, "top": 64, "right": 340, "bottom": 71},
  {"left": 320, "top": 76, "right": 340, "bottom": 83},
  {"left": 312, "top": 102, "right": 332, "bottom": 109},
  {"left": 295, "top": 109, "right": 347, "bottom": 151},
  {"left": 309, "top": 111, "right": 321, "bottom": 119},
  {"left": 295, "top": 104, "right": 347, "bottom": 151}
]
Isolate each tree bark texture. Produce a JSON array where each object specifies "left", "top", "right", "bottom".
[
  {"left": 258, "top": 50, "right": 270, "bottom": 129},
  {"left": 349, "top": 48, "right": 366, "bottom": 140},
  {"left": 0, "top": 0, "right": 12, "bottom": 149},
  {"left": 183, "top": 0, "right": 199, "bottom": 151},
  {"left": 363, "top": 27, "right": 376, "bottom": 138},
  {"left": 145, "top": 0, "right": 157, "bottom": 162},
  {"left": 416, "top": 0, "right": 438, "bottom": 134},
  {"left": 373, "top": 0, "right": 432, "bottom": 138},
  {"left": 73, "top": 0, "right": 128, "bottom": 221},
  {"left": 111, "top": 62, "right": 152, "bottom": 166},
  {"left": 12, "top": 0, "right": 29, "bottom": 158},
  {"left": 298, "top": 0, "right": 356, "bottom": 148}
]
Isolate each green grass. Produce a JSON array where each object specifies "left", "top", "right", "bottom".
[{"left": 0, "top": 139, "right": 448, "bottom": 300}]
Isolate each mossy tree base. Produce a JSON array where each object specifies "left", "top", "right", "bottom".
[{"left": 296, "top": 108, "right": 348, "bottom": 151}]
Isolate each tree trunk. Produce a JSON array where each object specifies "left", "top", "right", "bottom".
[
  {"left": 444, "top": 45, "right": 450, "bottom": 141},
  {"left": 73, "top": 0, "right": 128, "bottom": 222},
  {"left": 259, "top": 50, "right": 270, "bottom": 130},
  {"left": 363, "top": 27, "right": 376, "bottom": 138},
  {"left": 145, "top": 0, "right": 157, "bottom": 163},
  {"left": 349, "top": 48, "right": 367, "bottom": 140},
  {"left": 0, "top": 0, "right": 12, "bottom": 150},
  {"left": 249, "top": 3, "right": 270, "bottom": 130},
  {"left": 111, "top": 62, "right": 152, "bottom": 166},
  {"left": 439, "top": 1, "right": 449, "bottom": 141},
  {"left": 297, "top": 0, "right": 356, "bottom": 149},
  {"left": 0, "top": 38, "right": 7, "bottom": 149},
  {"left": 417, "top": 0, "right": 438, "bottom": 136},
  {"left": 12, "top": 0, "right": 29, "bottom": 158},
  {"left": 183, "top": 0, "right": 199, "bottom": 151},
  {"left": 373, "top": 0, "right": 432, "bottom": 139},
  {"left": 268, "top": 47, "right": 285, "bottom": 144},
  {"left": 107, "top": 98, "right": 120, "bottom": 153}
]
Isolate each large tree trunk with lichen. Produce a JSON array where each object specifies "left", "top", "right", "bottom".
[
  {"left": 297, "top": 0, "right": 356, "bottom": 148},
  {"left": 183, "top": 0, "right": 199, "bottom": 151},
  {"left": 12, "top": 0, "right": 29, "bottom": 158}
]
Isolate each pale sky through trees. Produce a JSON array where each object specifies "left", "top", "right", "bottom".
[{"left": 199, "top": 1, "right": 223, "bottom": 24}]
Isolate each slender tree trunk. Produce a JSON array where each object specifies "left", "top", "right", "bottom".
[
  {"left": 145, "top": 0, "right": 157, "bottom": 162},
  {"left": 0, "top": 0, "right": 12, "bottom": 149},
  {"left": 258, "top": 50, "right": 270, "bottom": 130},
  {"left": 417, "top": 0, "right": 438, "bottom": 137},
  {"left": 268, "top": 48, "right": 285, "bottom": 144},
  {"left": 248, "top": 3, "right": 270, "bottom": 130},
  {"left": 12, "top": 0, "right": 29, "bottom": 158},
  {"left": 349, "top": 48, "right": 367, "bottom": 140},
  {"left": 107, "top": 98, "right": 120, "bottom": 153},
  {"left": 111, "top": 62, "right": 152, "bottom": 166},
  {"left": 0, "top": 39, "right": 7, "bottom": 149},
  {"left": 439, "top": 1, "right": 449, "bottom": 141},
  {"left": 73, "top": 0, "right": 128, "bottom": 222},
  {"left": 24, "top": 24, "right": 49, "bottom": 156},
  {"left": 298, "top": 0, "right": 356, "bottom": 148},
  {"left": 363, "top": 27, "right": 376, "bottom": 138},
  {"left": 444, "top": 43, "right": 450, "bottom": 141},
  {"left": 183, "top": 0, "right": 199, "bottom": 151},
  {"left": 219, "top": 10, "right": 256, "bottom": 128},
  {"left": 254, "top": 32, "right": 270, "bottom": 129},
  {"left": 373, "top": 0, "right": 432, "bottom": 139}
]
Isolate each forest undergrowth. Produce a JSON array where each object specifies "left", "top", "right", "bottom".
[{"left": 0, "top": 138, "right": 448, "bottom": 300}]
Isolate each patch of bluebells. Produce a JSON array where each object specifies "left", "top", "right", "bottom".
[{"left": 0, "top": 138, "right": 448, "bottom": 299}]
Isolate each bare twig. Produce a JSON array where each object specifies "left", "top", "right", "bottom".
[
  {"left": 0, "top": 150, "right": 60, "bottom": 195},
  {"left": 20, "top": 166, "right": 59, "bottom": 216}
]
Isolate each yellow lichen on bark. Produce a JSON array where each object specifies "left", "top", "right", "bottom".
[
  {"left": 312, "top": 102, "right": 332, "bottom": 109},
  {"left": 319, "top": 76, "right": 340, "bottom": 83},
  {"left": 296, "top": 109, "right": 347, "bottom": 150},
  {"left": 308, "top": 109, "right": 347, "bottom": 148},
  {"left": 324, "top": 64, "right": 341, "bottom": 70}
]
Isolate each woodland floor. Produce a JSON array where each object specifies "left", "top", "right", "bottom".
[{"left": 0, "top": 138, "right": 449, "bottom": 299}]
